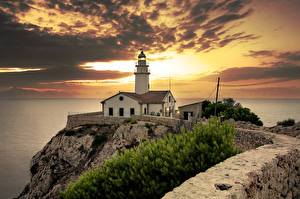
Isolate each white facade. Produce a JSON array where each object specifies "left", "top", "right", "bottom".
[
  {"left": 101, "top": 91, "right": 176, "bottom": 117},
  {"left": 162, "top": 92, "right": 176, "bottom": 117},
  {"left": 102, "top": 93, "right": 140, "bottom": 117}
]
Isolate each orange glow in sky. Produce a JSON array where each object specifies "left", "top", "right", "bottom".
[
  {"left": 0, "top": 68, "right": 43, "bottom": 73},
  {"left": 81, "top": 53, "right": 211, "bottom": 78},
  {"left": 1, "top": 0, "right": 300, "bottom": 99}
]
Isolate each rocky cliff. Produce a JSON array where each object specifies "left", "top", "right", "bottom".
[
  {"left": 17, "top": 119, "right": 291, "bottom": 199},
  {"left": 17, "top": 121, "right": 173, "bottom": 199}
]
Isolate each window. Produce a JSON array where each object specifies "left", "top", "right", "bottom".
[
  {"left": 130, "top": 108, "right": 135, "bottom": 115},
  {"left": 169, "top": 96, "right": 171, "bottom": 102},
  {"left": 119, "top": 96, "right": 124, "bottom": 101},
  {"left": 119, "top": 108, "right": 124, "bottom": 116},
  {"left": 144, "top": 108, "right": 147, "bottom": 114},
  {"left": 109, "top": 108, "right": 113, "bottom": 116}
]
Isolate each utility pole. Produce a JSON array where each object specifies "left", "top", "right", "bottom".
[{"left": 214, "top": 77, "right": 220, "bottom": 116}]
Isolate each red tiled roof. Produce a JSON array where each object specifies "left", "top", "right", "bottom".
[{"left": 101, "top": 91, "right": 173, "bottom": 104}]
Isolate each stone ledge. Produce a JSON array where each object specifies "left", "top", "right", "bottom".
[{"left": 162, "top": 129, "right": 300, "bottom": 199}]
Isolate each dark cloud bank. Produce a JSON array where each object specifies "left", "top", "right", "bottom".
[
  {"left": 199, "top": 50, "right": 300, "bottom": 87},
  {"left": 0, "top": 0, "right": 257, "bottom": 97}
]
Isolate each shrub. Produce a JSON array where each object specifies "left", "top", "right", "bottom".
[
  {"left": 277, "top": 118, "right": 295, "bottom": 126},
  {"left": 145, "top": 123, "right": 152, "bottom": 129},
  {"left": 60, "top": 118, "right": 239, "bottom": 199},
  {"left": 130, "top": 119, "right": 137, "bottom": 124},
  {"left": 124, "top": 118, "right": 137, "bottom": 124},
  {"left": 203, "top": 99, "right": 263, "bottom": 126},
  {"left": 201, "top": 100, "right": 211, "bottom": 111}
]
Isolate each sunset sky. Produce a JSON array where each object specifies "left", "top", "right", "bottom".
[{"left": 0, "top": 0, "right": 300, "bottom": 99}]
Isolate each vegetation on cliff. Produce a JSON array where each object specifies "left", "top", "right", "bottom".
[
  {"left": 202, "top": 98, "right": 263, "bottom": 126},
  {"left": 60, "top": 118, "right": 240, "bottom": 199},
  {"left": 277, "top": 118, "right": 295, "bottom": 127}
]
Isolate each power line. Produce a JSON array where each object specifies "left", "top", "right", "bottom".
[{"left": 206, "top": 86, "right": 216, "bottom": 100}]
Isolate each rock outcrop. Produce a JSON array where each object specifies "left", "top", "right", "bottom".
[
  {"left": 17, "top": 121, "right": 172, "bottom": 199},
  {"left": 18, "top": 118, "right": 291, "bottom": 199},
  {"left": 264, "top": 121, "right": 300, "bottom": 138}
]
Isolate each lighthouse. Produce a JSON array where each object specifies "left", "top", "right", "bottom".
[
  {"left": 134, "top": 50, "right": 150, "bottom": 94},
  {"left": 101, "top": 50, "right": 176, "bottom": 117}
]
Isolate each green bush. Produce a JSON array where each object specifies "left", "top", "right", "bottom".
[
  {"left": 60, "top": 118, "right": 239, "bottom": 199},
  {"left": 277, "top": 118, "right": 295, "bottom": 126},
  {"left": 124, "top": 118, "right": 137, "bottom": 124},
  {"left": 203, "top": 100, "right": 263, "bottom": 126},
  {"left": 130, "top": 119, "right": 137, "bottom": 124}
]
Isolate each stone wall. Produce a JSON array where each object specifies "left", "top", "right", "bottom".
[
  {"left": 66, "top": 112, "right": 194, "bottom": 132},
  {"left": 66, "top": 112, "right": 128, "bottom": 129},
  {"left": 162, "top": 129, "right": 300, "bottom": 199}
]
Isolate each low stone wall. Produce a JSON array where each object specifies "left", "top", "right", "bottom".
[
  {"left": 162, "top": 129, "right": 300, "bottom": 199},
  {"left": 66, "top": 113, "right": 194, "bottom": 132},
  {"left": 234, "top": 128, "right": 274, "bottom": 151},
  {"left": 66, "top": 113, "right": 128, "bottom": 129},
  {"left": 68, "top": 111, "right": 103, "bottom": 116}
]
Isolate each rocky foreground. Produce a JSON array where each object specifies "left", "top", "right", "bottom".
[
  {"left": 17, "top": 121, "right": 173, "bottom": 199},
  {"left": 17, "top": 120, "right": 300, "bottom": 199}
]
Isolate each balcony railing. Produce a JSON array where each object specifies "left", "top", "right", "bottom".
[
  {"left": 135, "top": 61, "right": 149, "bottom": 66},
  {"left": 134, "top": 67, "right": 150, "bottom": 73}
]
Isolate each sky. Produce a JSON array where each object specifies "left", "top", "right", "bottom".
[{"left": 0, "top": 0, "right": 300, "bottom": 99}]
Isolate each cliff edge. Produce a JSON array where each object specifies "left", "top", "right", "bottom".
[
  {"left": 17, "top": 121, "right": 173, "bottom": 199},
  {"left": 17, "top": 118, "right": 291, "bottom": 199}
]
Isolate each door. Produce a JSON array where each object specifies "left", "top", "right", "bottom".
[
  {"left": 184, "top": 112, "right": 189, "bottom": 120},
  {"left": 130, "top": 108, "right": 135, "bottom": 115},
  {"left": 119, "top": 108, "right": 124, "bottom": 116},
  {"left": 109, "top": 108, "right": 113, "bottom": 116}
]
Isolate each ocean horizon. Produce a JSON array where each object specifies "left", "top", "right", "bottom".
[{"left": 0, "top": 98, "right": 299, "bottom": 199}]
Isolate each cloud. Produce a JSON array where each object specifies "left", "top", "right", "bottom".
[
  {"left": 0, "top": 0, "right": 258, "bottom": 98},
  {"left": 225, "top": 0, "right": 252, "bottom": 12},
  {"left": 246, "top": 50, "right": 300, "bottom": 62},
  {"left": 0, "top": 68, "right": 132, "bottom": 87},
  {"left": 226, "top": 86, "right": 300, "bottom": 98},
  {"left": 202, "top": 8, "right": 253, "bottom": 29},
  {"left": 218, "top": 32, "right": 258, "bottom": 47},
  {"left": 196, "top": 31, "right": 258, "bottom": 52},
  {"left": 278, "top": 51, "right": 300, "bottom": 62},
  {"left": 247, "top": 50, "right": 274, "bottom": 57},
  {"left": 199, "top": 62, "right": 300, "bottom": 83},
  {"left": 0, "top": 87, "right": 75, "bottom": 98},
  {"left": 0, "top": 0, "right": 256, "bottom": 62},
  {"left": 0, "top": 0, "right": 31, "bottom": 14},
  {"left": 222, "top": 78, "right": 292, "bottom": 87}
]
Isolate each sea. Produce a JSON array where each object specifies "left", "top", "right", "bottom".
[{"left": 0, "top": 98, "right": 299, "bottom": 199}]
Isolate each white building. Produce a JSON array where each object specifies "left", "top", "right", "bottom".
[{"left": 101, "top": 51, "right": 176, "bottom": 117}]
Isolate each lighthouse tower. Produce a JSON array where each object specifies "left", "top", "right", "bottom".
[{"left": 135, "top": 50, "right": 150, "bottom": 94}]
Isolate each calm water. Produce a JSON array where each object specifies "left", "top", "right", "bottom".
[{"left": 0, "top": 98, "right": 299, "bottom": 198}]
